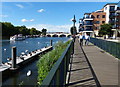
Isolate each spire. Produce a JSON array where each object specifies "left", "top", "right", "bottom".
[
  {"left": 74, "top": 15, "right": 76, "bottom": 21},
  {"left": 72, "top": 15, "right": 76, "bottom": 27}
]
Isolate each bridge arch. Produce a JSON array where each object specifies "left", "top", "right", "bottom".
[
  {"left": 46, "top": 35, "right": 51, "bottom": 37},
  {"left": 67, "top": 35, "right": 71, "bottom": 37},
  {"left": 59, "top": 34, "right": 66, "bottom": 37},
  {"left": 52, "top": 34, "right": 58, "bottom": 37}
]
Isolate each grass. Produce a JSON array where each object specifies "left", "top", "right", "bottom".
[{"left": 37, "top": 40, "right": 71, "bottom": 85}]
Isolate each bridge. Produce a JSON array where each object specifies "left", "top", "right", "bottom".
[
  {"left": 41, "top": 38, "right": 119, "bottom": 87},
  {"left": 46, "top": 32, "right": 71, "bottom": 37}
]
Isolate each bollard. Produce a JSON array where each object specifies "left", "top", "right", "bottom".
[
  {"left": 50, "top": 40, "right": 52, "bottom": 46},
  {"left": 11, "top": 46, "right": 17, "bottom": 69}
]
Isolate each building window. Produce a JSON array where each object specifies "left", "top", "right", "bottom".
[
  {"left": 105, "top": 7, "right": 107, "bottom": 10},
  {"left": 91, "top": 15, "right": 95, "bottom": 18},
  {"left": 110, "top": 6, "right": 115, "bottom": 11},
  {"left": 97, "top": 15, "right": 100, "bottom": 18},
  {"left": 96, "top": 21, "right": 100, "bottom": 24},
  {"left": 102, "top": 15, "right": 105, "bottom": 18},
  {"left": 102, "top": 21, "right": 105, "bottom": 24},
  {"left": 117, "top": 13, "right": 119, "bottom": 16}
]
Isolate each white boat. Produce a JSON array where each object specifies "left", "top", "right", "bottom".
[{"left": 10, "top": 34, "right": 25, "bottom": 41}]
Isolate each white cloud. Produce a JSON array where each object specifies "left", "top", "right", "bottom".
[
  {"left": 27, "top": 24, "right": 79, "bottom": 32},
  {"left": 37, "top": 9, "right": 45, "bottom": 13},
  {"left": 21, "top": 19, "right": 28, "bottom": 22},
  {"left": 30, "top": 19, "right": 34, "bottom": 22},
  {"left": 70, "top": 18, "right": 74, "bottom": 21},
  {"left": 16, "top": 4, "right": 24, "bottom": 8},
  {"left": 0, "top": 15, "right": 8, "bottom": 18},
  {"left": 21, "top": 19, "right": 34, "bottom": 22}
]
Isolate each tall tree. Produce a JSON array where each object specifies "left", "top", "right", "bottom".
[
  {"left": 99, "top": 24, "right": 113, "bottom": 36},
  {"left": 2, "top": 22, "right": 15, "bottom": 36},
  {"left": 1, "top": 22, "right": 41, "bottom": 37},
  {"left": 42, "top": 28, "right": 47, "bottom": 35},
  {"left": 19, "top": 25, "right": 29, "bottom": 35},
  {"left": 30, "top": 28, "right": 37, "bottom": 35}
]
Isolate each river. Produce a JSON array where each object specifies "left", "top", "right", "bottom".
[{"left": 1, "top": 37, "right": 69, "bottom": 86}]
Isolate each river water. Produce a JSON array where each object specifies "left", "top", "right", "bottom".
[{"left": 1, "top": 37, "right": 69, "bottom": 86}]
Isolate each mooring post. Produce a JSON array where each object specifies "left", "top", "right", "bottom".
[
  {"left": 50, "top": 40, "right": 52, "bottom": 46},
  {"left": 11, "top": 46, "right": 16, "bottom": 69}
]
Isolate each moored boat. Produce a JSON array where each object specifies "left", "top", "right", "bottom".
[{"left": 10, "top": 34, "right": 25, "bottom": 41}]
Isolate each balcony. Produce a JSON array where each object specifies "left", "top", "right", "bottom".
[
  {"left": 83, "top": 16, "right": 93, "bottom": 21},
  {"left": 115, "top": 13, "right": 119, "bottom": 17},
  {"left": 109, "top": 14, "right": 115, "bottom": 18},
  {"left": 85, "top": 29, "right": 93, "bottom": 31},
  {"left": 109, "top": 7, "right": 115, "bottom": 12},
  {"left": 109, "top": 20, "right": 115, "bottom": 25},
  {"left": 84, "top": 23, "right": 93, "bottom": 26},
  {"left": 110, "top": 9, "right": 115, "bottom": 12}
]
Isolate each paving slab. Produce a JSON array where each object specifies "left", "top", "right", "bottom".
[
  {"left": 66, "top": 39, "right": 97, "bottom": 87},
  {"left": 82, "top": 40, "right": 119, "bottom": 87}
]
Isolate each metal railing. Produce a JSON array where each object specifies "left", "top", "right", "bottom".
[
  {"left": 41, "top": 40, "right": 74, "bottom": 86},
  {"left": 90, "top": 38, "right": 120, "bottom": 59}
]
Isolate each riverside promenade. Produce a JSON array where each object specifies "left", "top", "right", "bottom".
[{"left": 66, "top": 38, "right": 119, "bottom": 87}]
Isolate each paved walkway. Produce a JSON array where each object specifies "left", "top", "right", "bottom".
[
  {"left": 66, "top": 39, "right": 97, "bottom": 87},
  {"left": 83, "top": 41, "right": 119, "bottom": 87},
  {"left": 66, "top": 38, "right": 119, "bottom": 87}
]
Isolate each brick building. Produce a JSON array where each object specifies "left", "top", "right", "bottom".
[
  {"left": 79, "top": 1, "right": 120, "bottom": 37},
  {"left": 91, "top": 9, "right": 106, "bottom": 35}
]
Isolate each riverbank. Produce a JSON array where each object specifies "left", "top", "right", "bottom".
[
  {"left": 2, "top": 46, "right": 52, "bottom": 82},
  {"left": 1, "top": 37, "right": 70, "bottom": 86}
]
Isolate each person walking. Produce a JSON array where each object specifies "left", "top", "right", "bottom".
[
  {"left": 79, "top": 33, "right": 83, "bottom": 46},
  {"left": 85, "top": 33, "right": 90, "bottom": 45}
]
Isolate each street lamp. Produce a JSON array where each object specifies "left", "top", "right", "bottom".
[
  {"left": 72, "top": 15, "right": 76, "bottom": 28},
  {"left": 71, "top": 15, "right": 77, "bottom": 42}
]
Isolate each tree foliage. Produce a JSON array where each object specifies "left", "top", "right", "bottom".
[
  {"left": 70, "top": 26, "right": 77, "bottom": 35},
  {"left": 99, "top": 24, "right": 113, "bottom": 36},
  {"left": 1, "top": 22, "right": 43, "bottom": 37},
  {"left": 41, "top": 28, "right": 47, "bottom": 36}
]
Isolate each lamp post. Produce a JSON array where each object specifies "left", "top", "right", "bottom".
[
  {"left": 72, "top": 15, "right": 76, "bottom": 42},
  {"left": 72, "top": 15, "right": 76, "bottom": 28}
]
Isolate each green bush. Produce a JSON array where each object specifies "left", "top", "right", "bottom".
[{"left": 37, "top": 40, "right": 71, "bottom": 85}]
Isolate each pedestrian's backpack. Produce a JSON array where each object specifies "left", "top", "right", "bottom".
[{"left": 82, "top": 35, "right": 85, "bottom": 39}]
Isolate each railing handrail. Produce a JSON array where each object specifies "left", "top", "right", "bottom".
[
  {"left": 90, "top": 37, "right": 120, "bottom": 59},
  {"left": 91, "top": 37, "right": 119, "bottom": 43},
  {"left": 41, "top": 40, "right": 73, "bottom": 86}
]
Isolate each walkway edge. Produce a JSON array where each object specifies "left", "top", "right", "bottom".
[{"left": 80, "top": 45, "right": 101, "bottom": 87}]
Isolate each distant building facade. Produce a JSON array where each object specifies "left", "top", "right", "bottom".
[
  {"left": 115, "top": 2, "right": 120, "bottom": 36},
  {"left": 79, "top": 13, "right": 94, "bottom": 37},
  {"left": 79, "top": 2, "right": 120, "bottom": 37},
  {"left": 91, "top": 9, "right": 106, "bottom": 35}
]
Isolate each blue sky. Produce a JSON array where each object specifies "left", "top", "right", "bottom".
[{"left": 1, "top": 2, "right": 118, "bottom": 32}]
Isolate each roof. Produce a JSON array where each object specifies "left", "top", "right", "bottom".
[
  {"left": 103, "top": 3, "right": 118, "bottom": 7},
  {"left": 79, "top": 18, "right": 83, "bottom": 20},
  {"left": 94, "top": 10, "right": 103, "bottom": 13},
  {"left": 84, "top": 13, "right": 91, "bottom": 15}
]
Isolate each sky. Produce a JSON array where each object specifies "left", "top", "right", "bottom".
[{"left": 1, "top": 1, "right": 119, "bottom": 32}]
